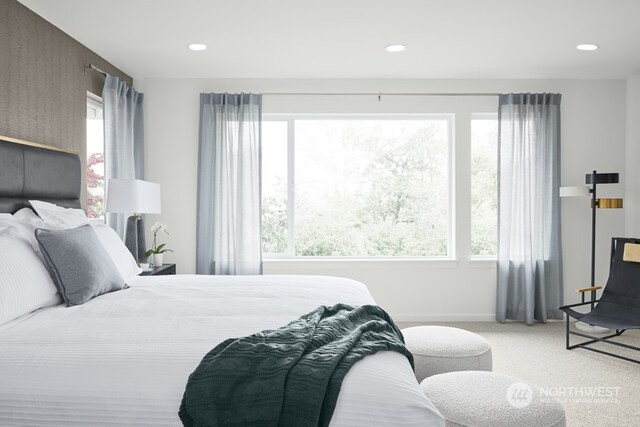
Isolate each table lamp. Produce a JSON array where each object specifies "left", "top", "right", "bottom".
[{"left": 106, "top": 179, "right": 161, "bottom": 262}]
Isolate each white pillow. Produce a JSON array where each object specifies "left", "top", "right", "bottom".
[
  {"left": 0, "top": 218, "right": 62, "bottom": 326},
  {"left": 89, "top": 220, "right": 142, "bottom": 280},
  {"left": 13, "top": 207, "right": 46, "bottom": 227},
  {"left": 8, "top": 209, "right": 47, "bottom": 260},
  {"left": 29, "top": 200, "right": 89, "bottom": 229},
  {"left": 22, "top": 203, "right": 142, "bottom": 280}
]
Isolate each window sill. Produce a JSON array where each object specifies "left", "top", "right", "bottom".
[
  {"left": 467, "top": 258, "right": 497, "bottom": 269},
  {"left": 263, "top": 258, "right": 498, "bottom": 271},
  {"left": 263, "top": 258, "right": 460, "bottom": 269}
]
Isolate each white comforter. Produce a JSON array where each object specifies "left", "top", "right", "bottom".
[{"left": 0, "top": 275, "right": 444, "bottom": 426}]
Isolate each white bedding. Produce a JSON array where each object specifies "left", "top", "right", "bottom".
[{"left": 0, "top": 275, "right": 444, "bottom": 426}]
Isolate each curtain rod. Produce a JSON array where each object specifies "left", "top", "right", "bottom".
[
  {"left": 84, "top": 63, "right": 109, "bottom": 77},
  {"left": 261, "top": 92, "right": 502, "bottom": 97}
]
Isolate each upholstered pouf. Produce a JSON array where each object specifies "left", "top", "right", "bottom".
[
  {"left": 421, "top": 371, "right": 566, "bottom": 427},
  {"left": 402, "top": 326, "right": 492, "bottom": 382}
]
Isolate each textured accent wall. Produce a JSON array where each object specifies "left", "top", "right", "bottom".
[{"left": 0, "top": 0, "right": 132, "bottom": 206}]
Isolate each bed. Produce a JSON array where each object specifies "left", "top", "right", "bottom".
[{"left": 0, "top": 136, "right": 444, "bottom": 426}]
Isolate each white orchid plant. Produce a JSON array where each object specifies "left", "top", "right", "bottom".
[{"left": 144, "top": 222, "right": 173, "bottom": 260}]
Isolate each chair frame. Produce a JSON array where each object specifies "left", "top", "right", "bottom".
[
  {"left": 560, "top": 238, "right": 640, "bottom": 364},
  {"left": 563, "top": 300, "right": 639, "bottom": 364}
]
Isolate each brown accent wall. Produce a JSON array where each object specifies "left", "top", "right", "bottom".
[{"left": 0, "top": 0, "right": 133, "bottom": 206}]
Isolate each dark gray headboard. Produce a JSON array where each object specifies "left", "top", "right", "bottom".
[{"left": 0, "top": 136, "right": 81, "bottom": 213}]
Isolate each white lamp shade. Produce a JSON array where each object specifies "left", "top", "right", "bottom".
[
  {"left": 559, "top": 186, "right": 590, "bottom": 197},
  {"left": 106, "top": 179, "right": 161, "bottom": 214}
]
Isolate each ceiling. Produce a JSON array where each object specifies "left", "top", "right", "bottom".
[{"left": 18, "top": 0, "right": 640, "bottom": 80}]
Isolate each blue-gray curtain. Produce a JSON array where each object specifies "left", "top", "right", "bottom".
[
  {"left": 103, "top": 76, "right": 144, "bottom": 237},
  {"left": 497, "top": 93, "right": 563, "bottom": 324},
  {"left": 196, "top": 93, "right": 262, "bottom": 275}
]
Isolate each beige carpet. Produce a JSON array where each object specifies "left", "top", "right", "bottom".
[{"left": 398, "top": 321, "right": 640, "bottom": 427}]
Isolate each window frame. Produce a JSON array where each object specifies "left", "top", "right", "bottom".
[{"left": 262, "top": 113, "right": 455, "bottom": 260}]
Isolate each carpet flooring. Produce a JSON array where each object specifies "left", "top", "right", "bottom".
[{"left": 397, "top": 321, "right": 640, "bottom": 427}]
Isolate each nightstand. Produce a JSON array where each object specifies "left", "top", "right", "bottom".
[{"left": 140, "top": 263, "right": 176, "bottom": 276}]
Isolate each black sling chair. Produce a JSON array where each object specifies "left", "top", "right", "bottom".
[{"left": 560, "top": 237, "right": 640, "bottom": 364}]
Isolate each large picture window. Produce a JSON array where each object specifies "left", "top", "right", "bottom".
[{"left": 262, "top": 115, "right": 452, "bottom": 257}]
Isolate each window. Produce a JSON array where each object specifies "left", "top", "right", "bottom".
[
  {"left": 262, "top": 116, "right": 452, "bottom": 257},
  {"left": 470, "top": 114, "right": 498, "bottom": 257},
  {"left": 261, "top": 121, "right": 289, "bottom": 254},
  {"left": 86, "top": 95, "right": 105, "bottom": 219}
]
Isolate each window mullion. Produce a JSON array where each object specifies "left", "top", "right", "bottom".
[{"left": 454, "top": 111, "right": 472, "bottom": 261}]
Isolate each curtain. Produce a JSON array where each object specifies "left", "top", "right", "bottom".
[
  {"left": 103, "top": 75, "right": 144, "bottom": 237},
  {"left": 196, "top": 93, "right": 262, "bottom": 275},
  {"left": 496, "top": 93, "right": 563, "bottom": 324}
]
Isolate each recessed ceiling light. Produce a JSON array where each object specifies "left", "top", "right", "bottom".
[
  {"left": 576, "top": 44, "right": 599, "bottom": 51},
  {"left": 188, "top": 43, "right": 207, "bottom": 52},
  {"left": 385, "top": 44, "right": 406, "bottom": 53}
]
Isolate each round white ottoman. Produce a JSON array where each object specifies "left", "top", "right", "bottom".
[
  {"left": 402, "top": 326, "right": 492, "bottom": 382},
  {"left": 421, "top": 371, "right": 566, "bottom": 427}
]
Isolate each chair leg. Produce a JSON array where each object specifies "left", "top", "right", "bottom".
[{"left": 565, "top": 315, "right": 570, "bottom": 350}]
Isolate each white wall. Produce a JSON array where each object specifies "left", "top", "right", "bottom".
[
  {"left": 135, "top": 78, "right": 626, "bottom": 321},
  {"left": 626, "top": 74, "right": 640, "bottom": 236}
]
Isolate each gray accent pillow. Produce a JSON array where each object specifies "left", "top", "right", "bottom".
[{"left": 35, "top": 224, "right": 126, "bottom": 306}]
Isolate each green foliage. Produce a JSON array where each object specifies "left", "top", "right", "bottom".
[
  {"left": 470, "top": 127, "right": 498, "bottom": 256},
  {"left": 144, "top": 244, "right": 173, "bottom": 261},
  {"left": 262, "top": 119, "right": 495, "bottom": 257},
  {"left": 295, "top": 218, "right": 358, "bottom": 256},
  {"left": 261, "top": 178, "right": 288, "bottom": 254}
]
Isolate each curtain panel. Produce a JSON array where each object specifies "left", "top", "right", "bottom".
[
  {"left": 196, "top": 93, "right": 262, "bottom": 275},
  {"left": 103, "top": 76, "right": 144, "bottom": 238},
  {"left": 497, "top": 93, "right": 563, "bottom": 324}
]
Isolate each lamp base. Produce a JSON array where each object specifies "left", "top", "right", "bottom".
[{"left": 124, "top": 215, "right": 146, "bottom": 263}]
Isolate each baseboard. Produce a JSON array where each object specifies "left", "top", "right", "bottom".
[{"left": 392, "top": 314, "right": 496, "bottom": 322}]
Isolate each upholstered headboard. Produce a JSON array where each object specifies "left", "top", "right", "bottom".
[{"left": 0, "top": 136, "right": 81, "bottom": 214}]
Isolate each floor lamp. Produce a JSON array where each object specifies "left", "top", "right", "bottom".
[
  {"left": 560, "top": 170, "right": 623, "bottom": 333},
  {"left": 105, "top": 179, "right": 161, "bottom": 263}
]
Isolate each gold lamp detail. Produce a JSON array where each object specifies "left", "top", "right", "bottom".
[{"left": 597, "top": 198, "right": 623, "bottom": 209}]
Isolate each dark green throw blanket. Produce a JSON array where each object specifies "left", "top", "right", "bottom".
[{"left": 179, "top": 303, "right": 413, "bottom": 427}]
